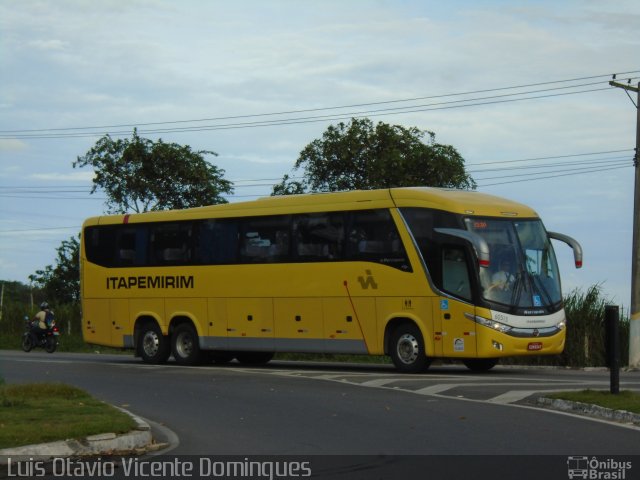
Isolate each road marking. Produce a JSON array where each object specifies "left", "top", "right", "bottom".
[
  {"left": 486, "top": 390, "right": 540, "bottom": 404},
  {"left": 414, "top": 384, "right": 461, "bottom": 395},
  {"left": 360, "top": 378, "right": 401, "bottom": 388}
]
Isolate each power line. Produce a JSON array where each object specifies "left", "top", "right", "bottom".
[
  {"left": 466, "top": 148, "right": 633, "bottom": 166},
  {"left": 2, "top": 73, "right": 638, "bottom": 140},
  {"left": 0, "top": 148, "right": 633, "bottom": 201},
  {"left": 477, "top": 164, "right": 632, "bottom": 187},
  {"left": 0, "top": 86, "right": 616, "bottom": 140},
  {"left": 0, "top": 165, "right": 631, "bottom": 234},
  {"left": 0, "top": 161, "right": 632, "bottom": 223},
  {"left": 3, "top": 71, "right": 639, "bottom": 135},
  {"left": 475, "top": 161, "right": 630, "bottom": 182},
  {"left": 0, "top": 226, "right": 79, "bottom": 235},
  {"left": 469, "top": 155, "right": 631, "bottom": 174}
]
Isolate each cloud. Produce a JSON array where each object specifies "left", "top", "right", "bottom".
[
  {"left": 30, "top": 171, "right": 95, "bottom": 182},
  {"left": 28, "top": 39, "right": 69, "bottom": 51},
  {"left": 0, "top": 139, "right": 28, "bottom": 151}
]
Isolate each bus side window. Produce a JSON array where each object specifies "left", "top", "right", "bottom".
[
  {"left": 85, "top": 226, "right": 117, "bottom": 267},
  {"left": 116, "top": 227, "right": 147, "bottom": 267},
  {"left": 347, "top": 210, "right": 411, "bottom": 271},
  {"left": 442, "top": 246, "right": 472, "bottom": 301},
  {"left": 239, "top": 216, "right": 291, "bottom": 263},
  {"left": 149, "top": 223, "right": 192, "bottom": 266},
  {"left": 293, "top": 212, "right": 345, "bottom": 261},
  {"left": 198, "top": 219, "right": 238, "bottom": 264}
]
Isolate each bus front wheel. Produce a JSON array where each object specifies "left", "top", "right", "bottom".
[
  {"left": 389, "top": 323, "right": 431, "bottom": 373},
  {"left": 138, "top": 323, "right": 170, "bottom": 364},
  {"left": 172, "top": 324, "right": 202, "bottom": 365}
]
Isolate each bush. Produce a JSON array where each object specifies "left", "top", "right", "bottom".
[
  {"left": 0, "top": 299, "right": 89, "bottom": 351},
  {"left": 507, "top": 285, "right": 629, "bottom": 367}
]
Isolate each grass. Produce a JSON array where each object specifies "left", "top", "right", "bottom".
[
  {"left": 548, "top": 390, "right": 640, "bottom": 414},
  {"left": 0, "top": 383, "right": 137, "bottom": 449}
]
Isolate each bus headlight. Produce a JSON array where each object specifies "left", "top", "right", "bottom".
[
  {"left": 466, "top": 313, "right": 512, "bottom": 334},
  {"left": 556, "top": 318, "right": 566, "bottom": 331}
]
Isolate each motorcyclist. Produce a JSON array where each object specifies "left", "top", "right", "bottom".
[{"left": 31, "top": 301, "right": 54, "bottom": 338}]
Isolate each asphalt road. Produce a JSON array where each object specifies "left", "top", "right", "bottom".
[{"left": 1, "top": 350, "right": 639, "bottom": 456}]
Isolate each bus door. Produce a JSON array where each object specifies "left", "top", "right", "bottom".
[{"left": 436, "top": 245, "right": 477, "bottom": 358}]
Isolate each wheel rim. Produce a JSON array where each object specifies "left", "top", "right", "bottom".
[
  {"left": 175, "top": 331, "right": 194, "bottom": 359},
  {"left": 142, "top": 331, "right": 160, "bottom": 358},
  {"left": 397, "top": 333, "right": 420, "bottom": 365}
]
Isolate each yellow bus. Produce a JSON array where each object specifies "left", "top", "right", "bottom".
[{"left": 80, "top": 187, "right": 582, "bottom": 372}]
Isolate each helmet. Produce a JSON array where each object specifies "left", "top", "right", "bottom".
[{"left": 40, "top": 301, "right": 50, "bottom": 310}]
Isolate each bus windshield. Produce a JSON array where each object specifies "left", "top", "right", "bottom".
[{"left": 465, "top": 218, "right": 562, "bottom": 310}]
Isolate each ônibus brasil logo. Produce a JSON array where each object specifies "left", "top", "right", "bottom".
[{"left": 567, "top": 457, "right": 632, "bottom": 480}]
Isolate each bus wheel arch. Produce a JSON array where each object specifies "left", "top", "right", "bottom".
[
  {"left": 169, "top": 316, "right": 203, "bottom": 366},
  {"left": 385, "top": 318, "right": 431, "bottom": 373},
  {"left": 135, "top": 316, "right": 170, "bottom": 364}
]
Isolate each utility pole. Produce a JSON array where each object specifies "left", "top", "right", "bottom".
[{"left": 609, "top": 77, "right": 640, "bottom": 368}]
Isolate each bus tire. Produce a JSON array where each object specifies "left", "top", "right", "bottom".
[
  {"left": 138, "top": 322, "right": 170, "bottom": 364},
  {"left": 463, "top": 358, "right": 498, "bottom": 372},
  {"left": 236, "top": 352, "right": 274, "bottom": 365},
  {"left": 172, "top": 323, "right": 202, "bottom": 365},
  {"left": 389, "top": 323, "right": 430, "bottom": 373}
]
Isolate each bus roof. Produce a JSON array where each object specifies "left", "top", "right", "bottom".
[{"left": 82, "top": 187, "right": 539, "bottom": 227}]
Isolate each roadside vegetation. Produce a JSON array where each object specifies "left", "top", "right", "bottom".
[
  {"left": 0, "top": 282, "right": 630, "bottom": 367},
  {"left": 508, "top": 285, "right": 629, "bottom": 367},
  {"left": 0, "top": 383, "right": 136, "bottom": 449},
  {"left": 0, "top": 283, "right": 633, "bottom": 451},
  {"left": 548, "top": 390, "right": 640, "bottom": 414}
]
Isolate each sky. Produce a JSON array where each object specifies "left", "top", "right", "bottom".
[{"left": 0, "top": 0, "right": 638, "bottom": 310}]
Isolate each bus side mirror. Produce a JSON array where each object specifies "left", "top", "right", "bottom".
[
  {"left": 434, "top": 228, "right": 491, "bottom": 268},
  {"left": 548, "top": 231, "right": 583, "bottom": 269}
]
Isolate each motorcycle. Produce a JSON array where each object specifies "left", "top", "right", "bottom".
[{"left": 21, "top": 316, "right": 59, "bottom": 353}]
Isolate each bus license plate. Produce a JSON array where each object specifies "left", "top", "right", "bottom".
[{"left": 527, "top": 342, "right": 543, "bottom": 351}]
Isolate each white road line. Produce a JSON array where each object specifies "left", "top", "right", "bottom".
[
  {"left": 359, "top": 378, "right": 401, "bottom": 388},
  {"left": 413, "top": 384, "right": 461, "bottom": 395},
  {"left": 486, "top": 390, "right": 541, "bottom": 404}
]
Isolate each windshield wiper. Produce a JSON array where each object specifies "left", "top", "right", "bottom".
[
  {"left": 531, "top": 273, "right": 553, "bottom": 306},
  {"left": 510, "top": 270, "right": 525, "bottom": 306}
]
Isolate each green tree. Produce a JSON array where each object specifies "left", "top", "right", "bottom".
[
  {"left": 74, "top": 129, "right": 233, "bottom": 213},
  {"left": 34, "top": 131, "right": 233, "bottom": 305},
  {"left": 29, "top": 235, "right": 80, "bottom": 304},
  {"left": 272, "top": 118, "right": 475, "bottom": 195}
]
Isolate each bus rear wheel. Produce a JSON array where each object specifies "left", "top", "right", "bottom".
[
  {"left": 138, "top": 323, "right": 170, "bottom": 364},
  {"left": 172, "top": 324, "right": 202, "bottom": 365},
  {"left": 389, "top": 323, "right": 431, "bottom": 373},
  {"left": 463, "top": 358, "right": 498, "bottom": 372}
]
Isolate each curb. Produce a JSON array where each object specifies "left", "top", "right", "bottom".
[
  {"left": 536, "top": 397, "right": 640, "bottom": 426},
  {"left": 0, "top": 410, "right": 156, "bottom": 464}
]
